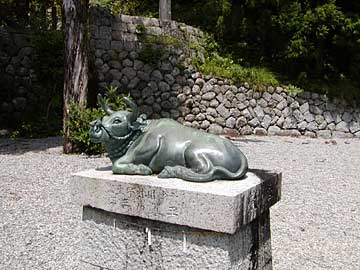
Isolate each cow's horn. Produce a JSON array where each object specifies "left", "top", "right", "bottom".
[
  {"left": 97, "top": 94, "right": 114, "bottom": 115},
  {"left": 124, "top": 97, "right": 138, "bottom": 123}
]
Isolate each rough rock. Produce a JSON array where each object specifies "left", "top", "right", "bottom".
[
  {"left": 248, "top": 118, "right": 260, "bottom": 127},
  {"left": 151, "top": 70, "right": 163, "bottom": 81},
  {"left": 225, "top": 117, "right": 236, "bottom": 128},
  {"left": 241, "top": 126, "right": 253, "bottom": 135},
  {"left": 272, "top": 93, "right": 284, "bottom": 103},
  {"left": 335, "top": 121, "right": 349, "bottom": 132},
  {"left": 206, "top": 108, "right": 218, "bottom": 117},
  {"left": 276, "top": 100, "right": 288, "bottom": 111},
  {"left": 216, "top": 104, "right": 230, "bottom": 118},
  {"left": 306, "top": 121, "right": 318, "bottom": 131},
  {"left": 268, "top": 126, "right": 281, "bottom": 136},
  {"left": 261, "top": 115, "right": 272, "bottom": 129},
  {"left": 254, "top": 127, "right": 267, "bottom": 136},
  {"left": 332, "top": 131, "right": 353, "bottom": 138},
  {"left": 304, "top": 131, "right": 316, "bottom": 138},
  {"left": 316, "top": 130, "right": 332, "bottom": 139},
  {"left": 277, "top": 130, "right": 301, "bottom": 137},
  {"left": 254, "top": 106, "right": 264, "bottom": 120},
  {"left": 349, "top": 122, "right": 360, "bottom": 134},
  {"left": 122, "top": 67, "right": 136, "bottom": 79},
  {"left": 236, "top": 117, "right": 247, "bottom": 128},
  {"left": 202, "top": 83, "right": 213, "bottom": 93},
  {"left": 202, "top": 92, "right": 216, "bottom": 101},
  {"left": 299, "top": 103, "right": 309, "bottom": 113},
  {"left": 323, "top": 111, "right": 334, "bottom": 123},
  {"left": 208, "top": 124, "right": 223, "bottom": 134},
  {"left": 158, "top": 81, "right": 170, "bottom": 92},
  {"left": 342, "top": 112, "right": 352, "bottom": 122}
]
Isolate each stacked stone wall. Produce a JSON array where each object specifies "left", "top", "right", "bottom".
[
  {"left": 1, "top": 9, "right": 358, "bottom": 138},
  {"left": 0, "top": 27, "right": 35, "bottom": 127},
  {"left": 90, "top": 9, "right": 360, "bottom": 138}
]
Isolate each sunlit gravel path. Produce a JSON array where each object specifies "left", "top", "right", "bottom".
[{"left": 0, "top": 136, "right": 359, "bottom": 270}]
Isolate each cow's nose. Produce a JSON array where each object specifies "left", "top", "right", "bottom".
[{"left": 89, "top": 119, "right": 100, "bottom": 127}]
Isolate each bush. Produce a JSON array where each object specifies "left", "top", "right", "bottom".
[
  {"left": 272, "top": 1, "right": 360, "bottom": 102},
  {"left": 138, "top": 45, "right": 164, "bottom": 66},
  {"left": 68, "top": 86, "right": 127, "bottom": 155},
  {"left": 192, "top": 34, "right": 279, "bottom": 87},
  {"left": 193, "top": 52, "right": 279, "bottom": 87}
]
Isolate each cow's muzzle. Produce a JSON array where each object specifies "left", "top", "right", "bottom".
[{"left": 89, "top": 119, "right": 104, "bottom": 142}]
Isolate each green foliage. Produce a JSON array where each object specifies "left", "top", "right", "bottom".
[
  {"left": 90, "top": 0, "right": 121, "bottom": 14},
  {"left": 142, "top": 34, "right": 184, "bottom": 48},
  {"left": 10, "top": 116, "right": 61, "bottom": 139},
  {"left": 138, "top": 34, "right": 185, "bottom": 66},
  {"left": 191, "top": 33, "right": 279, "bottom": 87},
  {"left": 286, "top": 84, "right": 304, "bottom": 95},
  {"left": 138, "top": 45, "right": 164, "bottom": 66},
  {"left": 193, "top": 53, "right": 279, "bottom": 87},
  {"left": 135, "top": 24, "right": 146, "bottom": 35},
  {"left": 68, "top": 86, "right": 127, "bottom": 155},
  {"left": 1, "top": 0, "right": 61, "bottom": 29},
  {"left": 68, "top": 103, "right": 104, "bottom": 155},
  {"left": 271, "top": 1, "right": 360, "bottom": 101},
  {"left": 90, "top": 0, "right": 157, "bottom": 17},
  {"left": 118, "top": 0, "right": 157, "bottom": 17},
  {"left": 162, "top": 0, "right": 360, "bottom": 101}
]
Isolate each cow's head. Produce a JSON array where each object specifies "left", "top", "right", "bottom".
[{"left": 89, "top": 94, "right": 138, "bottom": 143}]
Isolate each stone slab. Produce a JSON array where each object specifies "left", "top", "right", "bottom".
[
  {"left": 72, "top": 168, "right": 281, "bottom": 234},
  {"left": 79, "top": 207, "right": 272, "bottom": 270}
]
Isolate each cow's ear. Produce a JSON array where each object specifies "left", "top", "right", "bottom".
[
  {"left": 98, "top": 94, "right": 114, "bottom": 115},
  {"left": 124, "top": 97, "right": 138, "bottom": 123}
]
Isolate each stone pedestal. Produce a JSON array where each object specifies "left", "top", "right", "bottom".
[{"left": 72, "top": 168, "right": 281, "bottom": 270}]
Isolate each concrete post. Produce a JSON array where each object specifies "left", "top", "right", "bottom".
[
  {"left": 159, "top": 0, "right": 171, "bottom": 21},
  {"left": 72, "top": 168, "right": 281, "bottom": 270}
]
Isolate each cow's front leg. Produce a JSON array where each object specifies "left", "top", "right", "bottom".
[{"left": 112, "top": 161, "right": 152, "bottom": 175}]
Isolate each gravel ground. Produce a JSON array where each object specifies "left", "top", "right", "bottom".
[{"left": 0, "top": 136, "right": 359, "bottom": 270}]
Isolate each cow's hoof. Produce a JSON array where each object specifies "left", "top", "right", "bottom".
[{"left": 158, "top": 166, "right": 173, "bottom": 178}]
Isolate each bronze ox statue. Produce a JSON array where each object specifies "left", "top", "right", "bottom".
[{"left": 90, "top": 94, "right": 248, "bottom": 182}]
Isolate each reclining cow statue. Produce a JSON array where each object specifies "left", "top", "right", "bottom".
[{"left": 89, "top": 94, "right": 248, "bottom": 182}]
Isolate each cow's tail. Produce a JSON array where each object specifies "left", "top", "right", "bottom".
[{"left": 158, "top": 152, "right": 248, "bottom": 182}]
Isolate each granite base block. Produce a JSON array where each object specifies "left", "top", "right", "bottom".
[
  {"left": 79, "top": 207, "right": 272, "bottom": 270},
  {"left": 72, "top": 168, "right": 281, "bottom": 270}
]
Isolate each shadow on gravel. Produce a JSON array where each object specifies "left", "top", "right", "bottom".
[{"left": 0, "top": 136, "right": 63, "bottom": 155}]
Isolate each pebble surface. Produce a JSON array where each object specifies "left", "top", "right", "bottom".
[{"left": 1, "top": 136, "right": 359, "bottom": 270}]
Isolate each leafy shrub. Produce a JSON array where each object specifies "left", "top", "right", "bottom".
[
  {"left": 272, "top": 1, "right": 360, "bottom": 102},
  {"left": 90, "top": 0, "right": 157, "bottom": 17},
  {"left": 193, "top": 52, "right": 278, "bottom": 87},
  {"left": 138, "top": 45, "right": 164, "bottom": 66},
  {"left": 68, "top": 86, "right": 127, "bottom": 155},
  {"left": 192, "top": 34, "right": 279, "bottom": 87}
]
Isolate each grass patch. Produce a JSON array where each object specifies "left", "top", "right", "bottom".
[
  {"left": 142, "top": 34, "right": 184, "bottom": 48},
  {"left": 192, "top": 53, "right": 279, "bottom": 87}
]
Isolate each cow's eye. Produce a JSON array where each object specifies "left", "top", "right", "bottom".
[{"left": 113, "top": 119, "right": 122, "bottom": 124}]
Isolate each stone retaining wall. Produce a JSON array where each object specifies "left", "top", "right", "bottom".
[
  {"left": 1, "top": 10, "right": 359, "bottom": 138},
  {"left": 90, "top": 9, "right": 360, "bottom": 138},
  {"left": 0, "top": 27, "right": 35, "bottom": 127}
]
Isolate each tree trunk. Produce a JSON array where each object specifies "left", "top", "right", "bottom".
[
  {"left": 159, "top": 0, "right": 171, "bottom": 20},
  {"left": 15, "top": 0, "right": 29, "bottom": 26},
  {"left": 62, "top": 0, "right": 89, "bottom": 154},
  {"left": 51, "top": 4, "right": 58, "bottom": 30}
]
